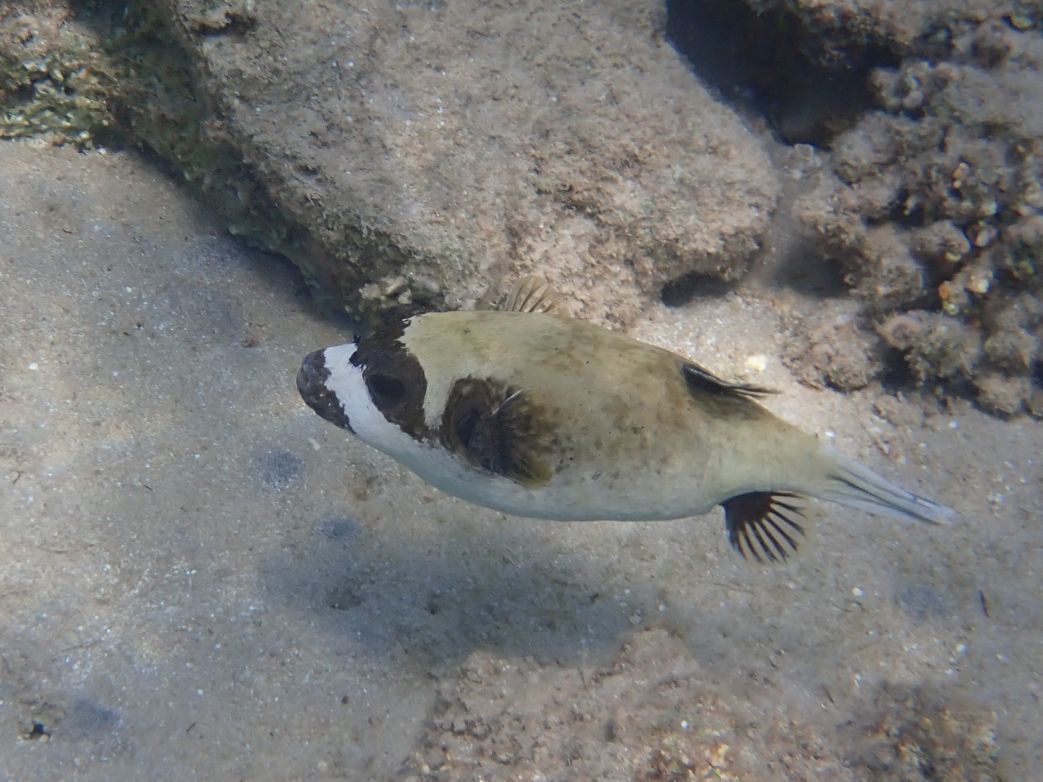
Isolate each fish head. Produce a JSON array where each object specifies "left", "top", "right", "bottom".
[
  {"left": 298, "top": 312, "right": 556, "bottom": 493},
  {"left": 297, "top": 318, "right": 430, "bottom": 457}
]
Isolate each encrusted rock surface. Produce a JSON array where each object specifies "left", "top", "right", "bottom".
[
  {"left": 405, "top": 628, "right": 1000, "bottom": 782},
  {"left": 3, "top": 0, "right": 1042, "bottom": 411},
  {"left": 0, "top": 2, "right": 116, "bottom": 146},
  {"left": 153, "top": 0, "right": 779, "bottom": 324},
  {"left": 792, "top": 12, "right": 1043, "bottom": 413},
  {"left": 740, "top": 0, "right": 1042, "bottom": 61}
]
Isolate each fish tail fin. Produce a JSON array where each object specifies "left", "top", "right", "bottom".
[
  {"left": 719, "top": 445, "right": 952, "bottom": 563},
  {"left": 815, "top": 448, "right": 954, "bottom": 525}
]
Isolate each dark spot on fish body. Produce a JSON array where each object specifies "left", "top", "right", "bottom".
[{"left": 603, "top": 395, "right": 631, "bottom": 431}]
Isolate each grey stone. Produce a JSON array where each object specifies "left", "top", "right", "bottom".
[{"left": 155, "top": 0, "right": 779, "bottom": 323}]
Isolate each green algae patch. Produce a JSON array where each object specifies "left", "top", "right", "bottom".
[{"left": 0, "top": 10, "right": 116, "bottom": 147}]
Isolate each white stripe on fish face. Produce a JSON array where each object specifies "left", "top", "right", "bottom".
[
  {"left": 315, "top": 342, "right": 447, "bottom": 478},
  {"left": 321, "top": 342, "right": 395, "bottom": 443}
]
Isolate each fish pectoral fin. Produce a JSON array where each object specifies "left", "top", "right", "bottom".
[
  {"left": 499, "top": 276, "right": 566, "bottom": 315},
  {"left": 722, "top": 492, "right": 806, "bottom": 563},
  {"left": 681, "top": 361, "right": 775, "bottom": 401},
  {"left": 441, "top": 378, "right": 553, "bottom": 486}
]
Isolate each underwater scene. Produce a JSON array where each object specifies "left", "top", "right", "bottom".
[{"left": 2, "top": 1, "right": 1041, "bottom": 779}]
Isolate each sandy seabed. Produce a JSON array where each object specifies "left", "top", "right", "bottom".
[{"left": 1, "top": 141, "right": 1040, "bottom": 780}]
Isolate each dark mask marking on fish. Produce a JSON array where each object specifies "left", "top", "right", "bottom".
[
  {"left": 297, "top": 349, "right": 354, "bottom": 432},
  {"left": 350, "top": 318, "right": 429, "bottom": 439},
  {"left": 722, "top": 491, "right": 805, "bottom": 562},
  {"left": 440, "top": 377, "right": 553, "bottom": 486}
]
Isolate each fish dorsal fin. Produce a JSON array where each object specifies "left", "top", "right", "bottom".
[
  {"left": 722, "top": 492, "right": 806, "bottom": 563},
  {"left": 500, "top": 276, "right": 566, "bottom": 315},
  {"left": 681, "top": 361, "right": 775, "bottom": 401}
]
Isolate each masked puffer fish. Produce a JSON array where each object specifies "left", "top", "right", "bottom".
[{"left": 297, "top": 278, "right": 952, "bottom": 562}]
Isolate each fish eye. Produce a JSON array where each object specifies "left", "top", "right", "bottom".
[{"left": 367, "top": 372, "right": 406, "bottom": 403}]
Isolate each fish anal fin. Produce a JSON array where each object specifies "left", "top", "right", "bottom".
[
  {"left": 681, "top": 362, "right": 775, "bottom": 401},
  {"left": 500, "top": 276, "right": 566, "bottom": 315},
  {"left": 722, "top": 492, "right": 806, "bottom": 563},
  {"left": 440, "top": 377, "right": 553, "bottom": 486}
]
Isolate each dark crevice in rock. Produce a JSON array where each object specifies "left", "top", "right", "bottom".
[
  {"left": 878, "top": 347, "right": 917, "bottom": 393},
  {"left": 771, "top": 244, "right": 849, "bottom": 299},
  {"left": 664, "top": 0, "right": 898, "bottom": 147},
  {"left": 661, "top": 272, "right": 735, "bottom": 306}
]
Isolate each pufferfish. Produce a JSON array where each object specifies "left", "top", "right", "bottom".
[{"left": 297, "top": 278, "right": 952, "bottom": 562}]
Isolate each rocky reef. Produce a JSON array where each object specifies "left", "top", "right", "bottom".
[{"left": 3, "top": 0, "right": 1041, "bottom": 414}]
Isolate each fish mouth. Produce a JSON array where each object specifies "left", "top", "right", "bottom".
[{"left": 297, "top": 349, "right": 354, "bottom": 432}]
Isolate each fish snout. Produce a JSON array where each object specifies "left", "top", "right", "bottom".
[{"left": 297, "top": 349, "right": 354, "bottom": 432}]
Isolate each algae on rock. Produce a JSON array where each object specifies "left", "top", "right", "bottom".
[
  {"left": 4, "top": 0, "right": 781, "bottom": 325},
  {"left": 797, "top": 18, "right": 1043, "bottom": 415},
  {"left": 0, "top": 3, "right": 116, "bottom": 146}
]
